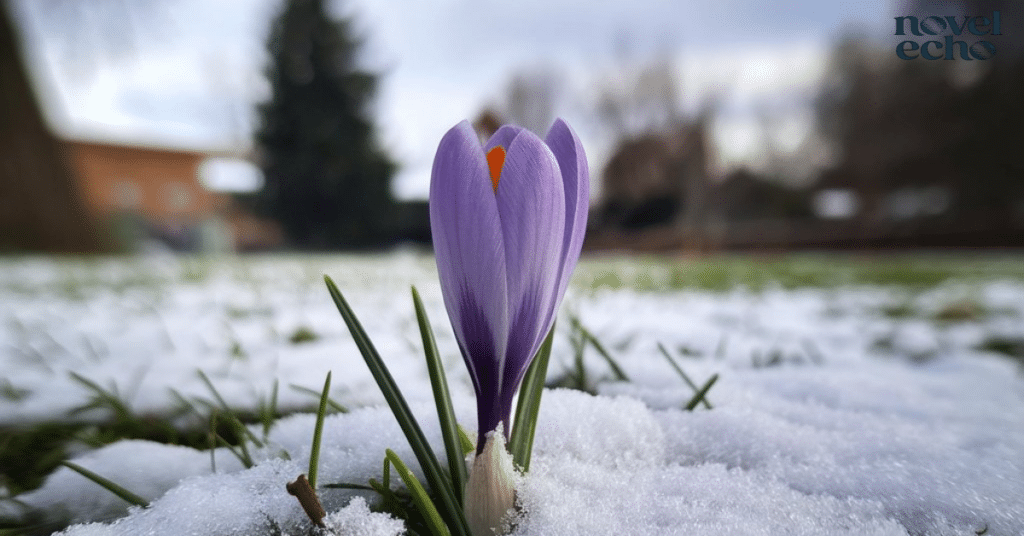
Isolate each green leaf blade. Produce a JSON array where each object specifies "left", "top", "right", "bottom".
[
  {"left": 412, "top": 286, "right": 467, "bottom": 506},
  {"left": 61, "top": 461, "right": 148, "bottom": 508},
  {"left": 386, "top": 449, "right": 452, "bottom": 536},
  {"left": 508, "top": 325, "right": 555, "bottom": 472},
  {"left": 324, "top": 276, "right": 470, "bottom": 536},
  {"left": 307, "top": 371, "right": 331, "bottom": 489}
]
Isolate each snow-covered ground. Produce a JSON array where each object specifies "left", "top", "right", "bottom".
[{"left": 1, "top": 253, "right": 1022, "bottom": 535}]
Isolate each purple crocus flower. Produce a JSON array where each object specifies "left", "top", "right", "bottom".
[{"left": 430, "top": 118, "right": 589, "bottom": 453}]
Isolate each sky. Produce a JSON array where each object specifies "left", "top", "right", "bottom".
[{"left": 11, "top": 0, "right": 896, "bottom": 197}]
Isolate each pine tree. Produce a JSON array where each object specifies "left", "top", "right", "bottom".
[{"left": 251, "top": 0, "right": 396, "bottom": 249}]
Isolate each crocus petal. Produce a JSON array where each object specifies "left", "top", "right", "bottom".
[
  {"left": 492, "top": 130, "right": 566, "bottom": 438},
  {"left": 544, "top": 118, "right": 590, "bottom": 313},
  {"left": 484, "top": 125, "right": 525, "bottom": 157},
  {"left": 429, "top": 121, "right": 509, "bottom": 410}
]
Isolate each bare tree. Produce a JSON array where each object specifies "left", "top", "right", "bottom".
[
  {"left": 595, "top": 57, "right": 681, "bottom": 137},
  {"left": 499, "top": 67, "right": 564, "bottom": 135}
]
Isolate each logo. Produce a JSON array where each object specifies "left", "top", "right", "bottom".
[{"left": 894, "top": 11, "right": 1001, "bottom": 60}]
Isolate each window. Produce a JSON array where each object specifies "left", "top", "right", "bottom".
[
  {"left": 114, "top": 180, "right": 141, "bottom": 208},
  {"left": 163, "top": 182, "right": 191, "bottom": 211},
  {"left": 813, "top": 189, "right": 859, "bottom": 220}
]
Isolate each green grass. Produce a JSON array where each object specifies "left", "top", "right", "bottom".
[
  {"left": 4, "top": 252, "right": 1023, "bottom": 298},
  {"left": 0, "top": 417, "right": 233, "bottom": 498},
  {"left": 0, "top": 371, "right": 324, "bottom": 499},
  {"left": 577, "top": 253, "right": 1024, "bottom": 292},
  {"left": 976, "top": 336, "right": 1024, "bottom": 366}
]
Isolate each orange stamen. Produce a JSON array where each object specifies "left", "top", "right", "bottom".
[{"left": 486, "top": 146, "right": 505, "bottom": 192}]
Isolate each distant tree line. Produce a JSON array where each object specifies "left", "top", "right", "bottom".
[
  {"left": 813, "top": 0, "right": 1024, "bottom": 237},
  {"left": 587, "top": 0, "right": 1024, "bottom": 249}
]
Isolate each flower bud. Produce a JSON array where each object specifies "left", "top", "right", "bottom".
[{"left": 430, "top": 119, "right": 589, "bottom": 452}]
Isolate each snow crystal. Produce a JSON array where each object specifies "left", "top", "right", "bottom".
[{"left": 323, "top": 497, "right": 405, "bottom": 536}]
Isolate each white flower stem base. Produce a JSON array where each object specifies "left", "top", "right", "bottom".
[{"left": 464, "top": 427, "right": 517, "bottom": 536}]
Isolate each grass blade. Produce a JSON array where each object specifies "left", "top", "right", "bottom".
[
  {"left": 290, "top": 384, "right": 348, "bottom": 413},
  {"left": 412, "top": 286, "right": 467, "bottom": 506},
  {"left": 261, "top": 379, "right": 280, "bottom": 440},
  {"left": 67, "top": 372, "right": 131, "bottom": 420},
  {"left": 61, "top": 461, "right": 148, "bottom": 508},
  {"left": 197, "top": 370, "right": 263, "bottom": 448},
  {"left": 657, "top": 343, "right": 712, "bottom": 409},
  {"left": 368, "top": 454, "right": 410, "bottom": 523},
  {"left": 213, "top": 429, "right": 254, "bottom": 468},
  {"left": 307, "top": 371, "right": 331, "bottom": 489},
  {"left": 208, "top": 411, "right": 218, "bottom": 472},
  {"left": 324, "top": 276, "right": 469, "bottom": 536},
  {"left": 684, "top": 374, "right": 719, "bottom": 411},
  {"left": 196, "top": 370, "right": 230, "bottom": 410},
  {"left": 571, "top": 316, "right": 630, "bottom": 382},
  {"left": 584, "top": 331, "right": 629, "bottom": 381},
  {"left": 457, "top": 425, "right": 474, "bottom": 456},
  {"left": 571, "top": 322, "right": 588, "bottom": 391},
  {"left": 322, "top": 482, "right": 376, "bottom": 491},
  {"left": 386, "top": 449, "right": 452, "bottom": 536},
  {"left": 508, "top": 326, "right": 554, "bottom": 472}
]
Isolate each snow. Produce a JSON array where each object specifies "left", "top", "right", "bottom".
[
  {"left": 8, "top": 440, "right": 244, "bottom": 526},
  {"left": 1, "top": 253, "right": 1023, "bottom": 535}
]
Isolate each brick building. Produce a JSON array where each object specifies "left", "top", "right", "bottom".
[
  {"left": 65, "top": 140, "right": 224, "bottom": 227},
  {"left": 56, "top": 138, "right": 282, "bottom": 252}
]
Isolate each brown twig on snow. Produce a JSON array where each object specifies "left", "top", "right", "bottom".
[{"left": 287, "top": 474, "right": 326, "bottom": 528}]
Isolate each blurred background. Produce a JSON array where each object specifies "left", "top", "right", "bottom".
[{"left": 1, "top": 0, "right": 1021, "bottom": 254}]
